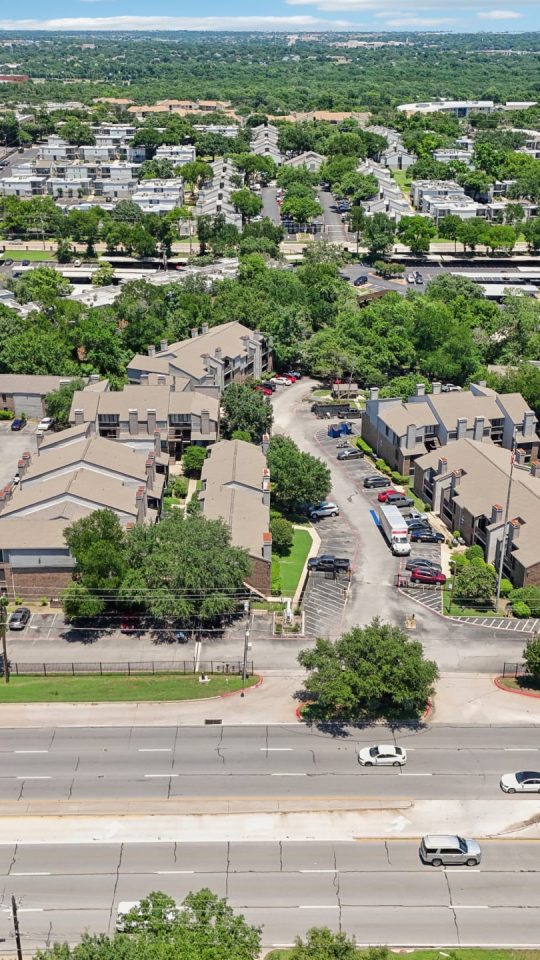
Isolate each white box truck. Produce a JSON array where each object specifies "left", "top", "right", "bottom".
[{"left": 378, "top": 503, "right": 411, "bottom": 556}]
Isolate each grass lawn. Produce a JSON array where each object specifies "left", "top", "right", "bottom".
[
  {"left": 267, "top": 951, "right": 540, "bottom": 960},
  {"left": 392, "top": 169, "right": 412, "bottom": 194},
  {"left": 277, "top": 528, "right": 313, "bottom": 597},
  {"left": 497, "top": 676, "right": 540, "bottom": 695},
  {"left": 0, "top": 673, "right": 258, "bottom": 703},
  {"left": 2, "top": 250, "right": 55, "bottom": 262},
  {"left": 311, "top": 388, "right": 332, "bottom": 397},
  {"left": 442, "top": 585, "right": 503, "bottom": 617}
]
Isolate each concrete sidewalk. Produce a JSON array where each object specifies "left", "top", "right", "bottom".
[{"left": 0, "top": 672, "right": 539, "bottom": 728}]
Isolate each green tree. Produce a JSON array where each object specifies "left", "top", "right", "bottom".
[
  {"left": 121, "top": 512, "right": 251, "bottom": 620},
  {"left": 267, "top": 435, "right": 331, "bottom": 513},
  {"left": 523, "top": 218, "right": 540, "bottom": 253},
  {"left": 281, "top": 191, "right": 323, "bottom": 225},
  {"left": 63, "top": 510, "right": 127, "bottom": 614},
  {"left": 270, "top": 516, "right": 294, "bottom": 556},
  {"left": 363, "top": 213, "right": 396, "bottom": 258},
  {"left": 44, "top": 378, "right": 85, "bottom": 431},
  {"left": 91, "top": 262, "right": 115, "bottom": 287},
  {"left": 438, "top": 214, "right": 463, "bottom": 251},
  {"left": 182, "top": 445, "right": 207, "bottom": 477},
  {"left": 180, "top": 160, "right": 213, "bottom": 192},
  {"left": 298, "top": 618, "right": 438, "bottom": 719},
  {"left": 61, "top": 582, "right": 106, "bottom": 620},
  {"left": 348, "top": 205, "right": 365, "bottom": 254},
  {"left": 454, "top": 562, "right": 497, "bottom": 602},
  {"left": 231, "top": 188, "right": 263, "bottom": 225},
  {"left": 289, "top": 927, "right": 360, "bottom": 960},
  {"left": 8, "top": 266, "right": 71, "bottom": 306},
  {"left": 60, "top": 118, "right": 95, "bottom": 146},
  {"left": 397, "top": 215, "right": 436, "bottom": 255},
  {"left": 222, "top": 383, "right": 273, "bottom": 442},
  {"left": 524, "top": 636, "right": 540, "bottom": 681}
]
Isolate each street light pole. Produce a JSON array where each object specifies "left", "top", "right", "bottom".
[
  {"left": 241, "top": 623, "right": 250, "bottom": 698},
  {"left": 495, "top": 429, "right": 517, "bottom": 608},
  {"left": 11, "top": 896, "right": 23, "bottom": 960},
  {"left": 1, "top": 596, "right": 9, "bottom": 684}
]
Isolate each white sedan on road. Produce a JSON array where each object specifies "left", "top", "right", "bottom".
[
  {"left": 500, "top": 770, "right": 540, "bottom": 793},
  {"left": 358, "top": 744, "right": 407, "bottom": 767}
]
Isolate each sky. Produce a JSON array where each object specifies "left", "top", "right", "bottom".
[{"left": 0, "top": 0, "right": 539, "bottom": 33}]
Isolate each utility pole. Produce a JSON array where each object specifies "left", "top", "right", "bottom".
[
  {"left": 241, "top": 598, "right": 251, "bottom": 699},
  {"left": 495, "top": 429, "right": 517, "bottom": 608},
  {"left": 1, "top": 596, "right": 9, "bottom": 684},
  {"left": 11, "top": 896, "right": 23, "bottom": 960}
]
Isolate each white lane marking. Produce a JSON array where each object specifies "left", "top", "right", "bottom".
[
  {"left": 452, "top": 905, "right": 488, "bottom": 909},
  {"left": 155, "top": 870, "right": 195, "bottom": 875},
  {"left": 299, "top": 905, "right": 337, "bottom": 910},
  {"left": 300, "top": 869, "right": 335, "bottom": 873},
  {"left": 271, "top": 773, "right": 306, "bottom": 777},
  {"left": 46, "top": 613, "right": 58, "bottom": 640},
  {"left": 260, "top": 748, "right": 293, "bottom": 751},
  {"left": 144, "top": 774, "right": 178, "bottom": 778},
  {"left": 14, "top": 750, "right": 49, "bottom": 754},
  {"left": 445, "top": 869, "right": 480, "bottom": 873},
  {"left": 138, "top": 749, "right": 172, "bottom": 753},
  {"left": 401, "top": 773, "right": 432, "bottom": 776},
  {"left": 16, "top": 776, "right": 51, "bottom": 780},
  {"left": 18, "top": 908, "right": 44, "bottom": 913},
  {"left": 504, "top": 748, "right": 539, "bottom": 752},
  {"left": 12, "top": 872, "right": 51, "bottom": 877}
]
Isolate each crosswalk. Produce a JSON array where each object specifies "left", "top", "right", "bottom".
[
  {"left": 451, "top": 615, "right": 540, "bottom": 634},
  {"left": 303, "top": 573, "right": 350, "bottom": 638}
]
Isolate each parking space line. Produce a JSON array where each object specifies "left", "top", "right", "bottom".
[{"left": 47, "top": 613, "right": 58, "bottom": 639}]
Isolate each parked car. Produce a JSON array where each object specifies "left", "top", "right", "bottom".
[
  {"left": 358, "top": 744, "right": 407, "bottom": 767},
  {"left": 10, "top": 417, "right": 26, "bottom": 431},
  {"left": 254, "top": 385, "right": 273, "bottom": 396},
  {"left": 500, "top": 771, "right": 540, "bottom": 793},
  {"left": 405, "top": 557, "right": 442, "bottom": 573},
  {"left": 3, "top": 258, "right": 13, "bottom": 265},
  {"left": 410, "top": 529, "right": 445, "bottom": 544},
  {"left": 21, "top": 259, "right": 30, "bottom": 266},
  {"left": 377, "top": 489, "right": 399, "bottom": 503},
  {"left": 172, "top": 629, "right": 189, "bottom": 644},
  {"left": 406, "top": 274, "right": 416, "bottom": 284},
  {"left": 442, "top": 383, "right": 461, "bottom": 393},
  {"left": 281, "top": 374, "right": 297, "bottom": 383},
  {"left": 37, "top": 417, "right": 53, "bottom": 432},
  {"left": 268, "top": 377, "right": 292, "bottom": 386},
  {"left": 8, "top": 607, "right": 31, "bottom": 630},
  {"left": 308, "top": 554, "right": 350, "bottom": 573},
  {"left": 410, "top": 567, "right": 446, "bottom": 585},
  {"left": 406, "top": 518, "right": 430, "bottom": 529},
  {"left": 308, "top": 501, "right": 339, "bottom": 520},
  {"left": 354, "top": 275, "right": 369, "bottom": 287},
  {"left": 415, "top": 272, "right": 424, "bottom": 285},
  {"left": 384, "top": 494, "right": 413, "bottom": 508},
  {"left": 284, "top": 371, "right": 301, "bottom": 380},
  {"left": 364, "top": 475, "right": 391, "bottom": 489},
  {"left": 337, "top": 448, "right": 364, "bottom": 461}
]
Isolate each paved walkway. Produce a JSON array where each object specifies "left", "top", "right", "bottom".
[{"left": 432, "top": 673, "right": 540, "bottom": 724}]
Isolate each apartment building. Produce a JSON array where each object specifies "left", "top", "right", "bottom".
[
  {"left": 199, "top": 438, "right": 272, "bottom": 595},
  {"left": 362, "top": 382, "right": 538, "bottom": 477},
  {"left": 131, "top": 178, "right": 184, "bottom": 214},
  {"left": 69, "top": 382, "right": 220, "bottom": 460},
  {"left": 250, "top": 124, "right": 283, "bottom": 165},
  {"left": 127, "top": 321, "right": 272, "bottom": 395},
  {"left": 398, "top": 100, "right": 495, "bottom": 117},
  {"left": 0, "top": 374, "right": 76, "bottom": 418},
  {"left": 283, "top": 151, "right": 325, "bottom": 172},
  {"left": 154, "top": 144, "right": 196, "bottom": 167},
  {"left": 0, "top": 175, "right": 46, "bottom": 197},
  {"left": 0, "top": 426, "right": 166, "bottom": 597},
  {"left": 414, "top": 439, "right": 540, "bottom": 587}
]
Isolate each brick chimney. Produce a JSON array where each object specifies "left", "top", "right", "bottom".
[
  {"left": 160, "top": 339, "right": 168, "bottom": 353},
  {"left": 128, "top": 408, "right": 138, "bottom": 436},
  {"left": 74, "top": 408, "right": 85, "bottom": 426},
  {"left": 262, "top": 468, "right": 270, "bottom": 507},
  {"left": 530, "top": 460, "right": 540, "bottom": 478},
  {"left": 451, "top": 469, "right": 461, "bottom": 489},
  {"left": 148, "top": 344, "right": 156, "bottom": 357},
  {"left": 432, "top": 382, "right": 442, "bottom": 395},
  {"left": 416, "top": 383, "right": 425, "bottom": 397},
  {"left": 491, "top": 503, "right": 503, "bottom": 524},
  {"left": 509, "top": 518, "right": 521, "bottom": 543},
  {"left": 437, "top": 456, "right": 448, "bottom": 475},
  {"left": 146, "top": 408, "right": 156, "bottom": 435},
  {"left": 190, "top": 327, "right": 198, "bottom": 339},
  {"left": 201, "top": 322, "right": 209, "bottom": 335},
  {"left": 262, "top": 530, "right": 272, "bottom": 562},
  {"left": 261, "top": 433, "right": 270, "bottom": 456},
  {"left": 154, "top": 429, "right": 161, "bottom": 457},
  {"left": 135, "top": 484, "right": 146, "bottom": 522},
  {"left": 473, "top": 416, "right": 485, "bottom": 442},
  {"left": 145, "top": 455, "right": 155, "bottom": 486}
]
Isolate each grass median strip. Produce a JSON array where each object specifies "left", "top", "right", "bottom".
[{"left": 0, "top": 673, "right": 258, "bottom": 703}]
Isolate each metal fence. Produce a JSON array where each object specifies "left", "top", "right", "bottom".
[
  {"left": 9, "top": 660, "right": 253, "bottom": 677},
  {"left": 502, "top": 661, "right": 526, "bottom": 678}
]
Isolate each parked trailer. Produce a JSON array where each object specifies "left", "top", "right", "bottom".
[{"left": 378, "top": 503, "right": 411, "bottom": 556}]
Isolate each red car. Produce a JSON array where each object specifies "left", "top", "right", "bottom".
[
  {"left": 281, "top": 375, "right": 297, "bottom": 383},
  {"left": 254, "top": 385, "right": 273, "bottom": 396},
  {"left": 410, "top": 568, "right": 446, "bottom": 585},
  {"left": 377, "top": 489, "right": 399, "bottom": 502}
]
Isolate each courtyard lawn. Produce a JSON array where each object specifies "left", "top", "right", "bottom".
[
  {"left": 442, "top": 585, "right": 503, "bottom": 617},
  {"left": 0, "top": 673, "right": 258, "bottom": 703},
  {"left": 2, "top": 250, "right": 56, "bottom": 262},
  {"left": 278, "top": 528, "right": 313, "bottom": 597},
  {"left": 496, "top": 675, "right": 540, "bottom": 695},
  {"left": 392, "top": 169, "right": 412, "bottom": 194}
]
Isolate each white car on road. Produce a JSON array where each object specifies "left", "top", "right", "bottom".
[
  {"left": 358, "top": 744, "right": 407, "bottom": 767},
  {"left": 500, "top": 770, "right": 540, "bottom": 793}
]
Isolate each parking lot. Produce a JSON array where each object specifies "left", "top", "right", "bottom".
[{"left": 0, "top": 420, "right": 39, "bottom": 489}]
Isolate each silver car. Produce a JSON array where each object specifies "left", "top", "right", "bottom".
[
  {"left": 420, "top": 835, "right": 482, "bottom": 867},
  {"left": 308, "top": 501, "right": 339, "bottom": 520}
]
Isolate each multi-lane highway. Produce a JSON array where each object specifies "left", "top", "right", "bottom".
[
  {"left": 1, "top": 723, "right": 540, "bottom": 802},
  {"left": 2, "top": 724, "right": 540, "bottom": 951},
  {"left": 2, "top": 839, "right": 540, "bottom": 949}
]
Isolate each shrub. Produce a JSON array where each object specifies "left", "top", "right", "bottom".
[
  {"left": 375, "top": 458, "right": 391, "bottom": 475},
  {"left": 271, "top": 558, "right": 282, "bottom": 597},
  {"left": 512, "top": 600, "right": 531, "bottom": 618},
  {"left": 356, "top": 437, "right": 373, "bottom": 455},
  {"left": 390, "top": 471, "right": 410, "bottom": 485},
  {"left": 524, "top": 635, "right": 540, "bottom": 679},
  {"left": 465, "top": 545, "right": 484, "bottom": 561},
  {"left": 0, "top": 409, "right": 14, "bottom": 420},
  {"left": 172, "top": 476, "right": 188, "bottom": 499},
  {"left": 499, "top": 578, "right": 513, "bottom": 599},
  {"left": 182, "top": 445, "right": 207, "bottom": 477},
  {"left": 231, "top": 429, "right": 252, "bottom": 442},
  {"left": 270, "top": 516, "right": 294, "bottom": 556}
]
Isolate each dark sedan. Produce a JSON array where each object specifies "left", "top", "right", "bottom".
[
  {"left": 410, "top": 529, "right": 445, "bottom": 544},
  {"left": 11, "top": 417, "right": 26, "bottom": 431}
]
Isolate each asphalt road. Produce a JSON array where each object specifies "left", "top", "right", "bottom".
[
  {"left": 261, "top": 185, "right": 281, "bottom": 225},
  {"left": 1, "top": 724, "right": 539, "bottom": 803},
  {"left": 1, "top": 838, "right": 540, "bottom": 949}
]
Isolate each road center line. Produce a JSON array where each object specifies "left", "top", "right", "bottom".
[
  {"left": 18, "top": 908, "right": 44, "bottom": 913},
  {"left": 155, "top": 870, "right": 194, "bottom": 875},
  {"left": 138, "top": 749, "right": 172, "bottom": 753},
  {"left": 12, "top": 872, "right": 51, "bottom": 877},
  {"left": 504, "top": 748, "right": 539, "bottom": 752},
  {"left": 16, "top": 776, "right": 51, "bottom": 780},
  {"left": 271, "top": 773, "right": 306, "bottom": 777},
  {"left": 144, "top": 774, "right": 178, "bottom": 778},
  {"left": 299, "top": 905, "right": 337, "bottom": 910},
  {"left": 401, "top": 773, "right": 432, "bottom": 776},
  {"left": 260, "top": 748, "right": 293, "bottom": 751},
  {"left": 14, "top": 750, "right": 49, "bottom": 754}
]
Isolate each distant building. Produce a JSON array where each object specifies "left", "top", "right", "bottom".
[{"left": 398, "top": 100, "right": 495, "bottom": 117}]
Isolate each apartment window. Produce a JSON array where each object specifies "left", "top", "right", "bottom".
[
  {"left": 98, "top": 414, "right": 119, "bottom": 425},
  {"left": 169, "top": 414, "right": 191, "bottom": 424}
]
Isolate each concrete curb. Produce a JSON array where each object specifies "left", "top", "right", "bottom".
[{"left": 493, "top": 675, "right": 540, "bottom": 700}]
